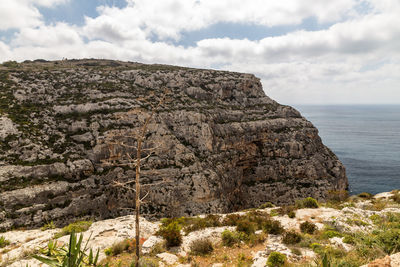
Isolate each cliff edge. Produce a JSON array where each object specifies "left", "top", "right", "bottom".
[{"left": 0, "top": 59, "right": 348, "bottom": 230}]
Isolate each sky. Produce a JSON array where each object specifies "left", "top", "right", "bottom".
[{"left": 0, "top": 0, "right": 399, "bottom": 105}]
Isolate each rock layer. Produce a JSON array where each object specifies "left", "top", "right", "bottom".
[{"left": 0, "top": 59, "right": 347, "bottom": 230}]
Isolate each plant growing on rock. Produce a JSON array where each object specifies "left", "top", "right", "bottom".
[
  {"left": 0, "top": 236, "right": 10, "bottom": 248},
  {"left": 156, "top": 220, "right": 182, "bottom": 247},
  {"left": 282, "top": 230, "right": 302, "bottom": 244},
  {"left": 267, "top": 251, "right": 286, "bottom": 267},
  {"left": 41, "top": 221, "right": 56, "bottom": 231},
  {"left": 262, "top": 219, "right": 284, "bottom": 235},
  {"left": 54, "top": 220, "right": 92, "bottom": 239},
  {"left": 300, "top": 221, "right": 317, "bottom": 234},
  {"left": 104, "top": 238, "right": 136, "bottom": 256},
  {"left": 236, "top": 219, "right": 256, "bottom": 235},
  {"left": 296, "top": 197, "right": 319, "bottom": 209},
  {"left": 221, "top": 229, "right": 248, "bottom": 247},
  {"left": 33, "top": 232, "right": 99, "bottom": 267},
  {"left": 189, "top": 238, "right": 214, "bottom": 256}
]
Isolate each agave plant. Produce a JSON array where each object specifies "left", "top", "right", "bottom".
[{"left": 33, "top": 232, "right": 100, "bottom": 267}]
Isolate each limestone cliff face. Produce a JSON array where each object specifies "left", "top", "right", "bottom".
[{"left": 0, "top": 59, "right": 348, "bottom": 230}]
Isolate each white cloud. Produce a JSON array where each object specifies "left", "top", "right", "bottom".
[
  {"left": 0, "top": 0, "right": 68, "bottom": 30},
  {"left": 0, "top": 41, "right": 12, "bottom": 62},
  {"left": 1, "top": 0, "right": 400, "bottom": 104},
  {"left": 91, "top": 0, "right": 358, "bottom": 41},
  {"left": 12, "top": 23, "right": 82, "bottom": 47}
]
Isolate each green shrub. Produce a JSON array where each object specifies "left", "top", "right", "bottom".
[
  {"left": 0, "top": 236, "right": 10, "bottom": 248},
  {"left": 247, "top": 232, "right": 268, "bottom": 247},
  {"left": 189, "top": 238, "right": 213, "bottom": 255},
  {"left": 245, "top": 210, "right": 271, "bottom": 228},
  {"left": 222, "top": 214, "right": 242, "bottom": 226},
  {"left": 236, "top": 219, "right": 256, "bottom": 235},
  {"left": 104, "top": 238, "right": 136, "bottom": 256},
  {"left": 322, "top": 230, "right": 342, "bottom": 239},
  {"left": 2, "top": 61, "right": 19, "bottom": 68},
  {"left": 376, "top": 229, "right": 400, "bottom": 254},
  {"left": 184, "top": 214, "right": 221, "bottom": 233},
  {"left": 149, "top": 241, "right": 166, "bottom": 256},
  {"left": 130, "top": 257, "right": 159, "bottom": 267},
  {"left": 270, "top": 209, "right": 279, "bottom": 216},
  {"left": 259, "top": 202, "right": 274, "bottom": 209},
  {"left": 221, "top": 230, "right": 247, "bottom": 247},
  {"left": 237, "top": 253, "right": 252, "bottom": 267},
  {"left": 277, "top": 205, "right": 296, "bottom": 217},
  {"left": 262, "top": 220, "right": 284, "bottom": 235},
  {"left": 267, "top": 251, "right": 286, "bottom": 267},
  {"left": 41, "top": 221, "right": 56, "bottom": 231},
  {"left": 288, "top": 210, "right": 296, "bottom": 218},
  {"left": 343, "top": 235, "right": 355, "bottom": 244},
  {"left": 221, "top": 230, "right": 238, "bottom": 247},
  {"left": 156, "top": 220, "right": 182, "bottom": 247},
  {"left": 358, "top": 192, "right": 373, "bottom": 199},
  {"left": 282, "top": 230, "right": 302, "bottom": 244},
  {"left": 310, "top": 242, "right": 323, "bottom": 252},
  {"left": 54, "top": 220, "right": 92, "bottom": 238},
  {"left": 300, "top": 221, "right": 317, "bottom": 234},
  {"left": 369, "top": 214, "right": 382, "bottom": 225},
  {"left": 104, "top": 247, "right": 113, "bottom": 256},
  {"left": 296, "top": 197, "right": 319, "bottom": 208}
]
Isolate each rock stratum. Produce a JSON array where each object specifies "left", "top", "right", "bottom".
[{"left": 0, "top": 59, "right": 347, "bottom": 231}]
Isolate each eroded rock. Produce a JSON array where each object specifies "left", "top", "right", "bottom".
[{"left": 0, "top": 59, "right": 348, "bottom": 230}]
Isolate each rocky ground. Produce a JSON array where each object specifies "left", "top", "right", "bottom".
[{"left": 1, "top": 191, "right": 400, "bottom": 266}]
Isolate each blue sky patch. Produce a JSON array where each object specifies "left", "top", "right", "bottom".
[
  {"left": 155, "top": 17, "right": 334, "bottom": 47},
  {"left": 38, "top": 0, "right": 127, "bottom": 26}
]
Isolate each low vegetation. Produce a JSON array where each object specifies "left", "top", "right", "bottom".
[
  {"left": 300, "top": 221, "right": 317, "bottom": 234},
  {"left": 189, "top": 238, "right": 214, "bottom": 256},
  {"left": 5, "top": 192, "right": 400, "bottom": 266},
  {"left": 33, "top": 232, "right": 99, "bottom": 267},
  {"left": 296, "top": 197, "right": 319, "bottom": 209},
  {"left": 104, "top": 239, "right": 136, "bottom": 256},
  {"left": 267, "top": 251, "right": 286, "bottom": 267},
  {"left": 54, "top": 220, "right": 92, "bottom": 239},
  {"left": 0, "top": 236, "right": 10, "bottom": 248},
  {"left": 156, "top": 219, "right": 183, "bottom": 247},
  {"left": 41, "top": 221, "right": 56, "bottom": 231}
]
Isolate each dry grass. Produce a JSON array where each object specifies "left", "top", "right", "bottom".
[
  {"left": 187, "top": 242, "right": 265, "bottom": 266},
  {"left": 100, "top": 252, "right": 159, "bottom": 267}
]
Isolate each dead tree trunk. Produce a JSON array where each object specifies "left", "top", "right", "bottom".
[{"left": 101, "top": 91, "right": 167, "bottom": 266}]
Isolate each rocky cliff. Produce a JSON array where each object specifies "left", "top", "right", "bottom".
[{"left": 0, "top": 59, "right": 347, "bottom": 230}]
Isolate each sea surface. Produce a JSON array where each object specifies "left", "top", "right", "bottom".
[{"left": 294, "top": 105, "right": 400, "bottom": 195}]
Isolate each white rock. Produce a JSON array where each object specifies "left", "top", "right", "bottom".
[
  {"left": 181, "top": 226, "right": 235, "bottom": 252},
  {"left": 374, "top": 192, "right": 394, "bottom": 199},
  {"left": 6, "top": 215, "right": 158, "bottom": 266},
  {"left": 330, "top": 237, "right": 353, "bottom": 252},
  {"left": 142, "top": 235, "right": 164, "bottom": 254},
  {"left": 252, "top": 251, "right": 268, "bottom": 267},
  {"left": 157, "top": 252, "right": 179, "bottom": 265},
  {"left": 0, "top": 116, "right": 19, "bottom": 140}
]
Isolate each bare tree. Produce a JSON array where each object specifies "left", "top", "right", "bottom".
[{"left": 101, "top": 91, "right": 167, "bottom": 266}]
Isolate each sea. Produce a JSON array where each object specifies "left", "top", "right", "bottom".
[{"left": 294, "top": 105, "right": 400, "bottom": 195}]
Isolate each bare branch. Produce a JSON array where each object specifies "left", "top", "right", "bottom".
[{"left": 140, "top": 191, "right": 150, "bottom": 202}]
